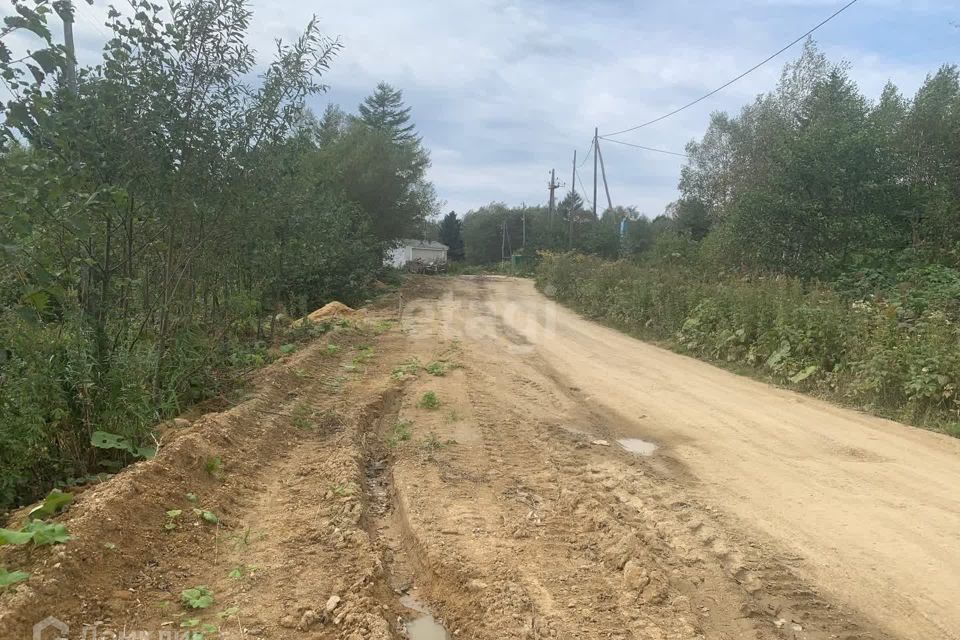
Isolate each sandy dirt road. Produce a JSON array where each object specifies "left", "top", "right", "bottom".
[
  {"left": 435, "top": 276, "right": 960, "bottom": 640},
  {"left": 2, "top": 275, "right": 956, "bottom": 640}
]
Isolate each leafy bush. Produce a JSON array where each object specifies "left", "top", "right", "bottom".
[{"left": 418, "top": 391, "right": 441, "bottom": 410}]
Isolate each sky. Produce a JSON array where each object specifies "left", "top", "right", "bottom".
[{"left": 14, "top": 0, "right": 960, "bottom": 217}]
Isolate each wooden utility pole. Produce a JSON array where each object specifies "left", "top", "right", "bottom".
[
  {"left": 592, "top": 127, "right": 599, "bottom": 219},
  {"left": 569, "top": 150, "right": 577, "bottom": 249},
  {"left": 501, "top": 220, "right": 506, "bottom": 262},
  {"left": 56, "top": 0, "right": 78, "bottom": 94},
  {"left": 547, "top": 169, "right": 559, "bottom": 218},
  {"left": 522, "top": 209, "right": 526, "bottom": 247},
  {"left": 596, "top": 138, "right": 613, "bottom": 214}
]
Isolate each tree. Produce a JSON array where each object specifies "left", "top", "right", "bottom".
[
  {"left": 439, "top": 211, "right": 465, "bottom": 260},
  {"left": 0, "top": 0, "right": 437, "bottom": 508},
  {"left": 671, "top": 198, "right": 711, "bottom": 240},
  {"left": 358, "top": 82, "right": 420, "bottom": 144}
]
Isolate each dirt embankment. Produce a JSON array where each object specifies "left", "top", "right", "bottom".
[{"left": 0, "top": 277, "right": 921, "bottom": 640}]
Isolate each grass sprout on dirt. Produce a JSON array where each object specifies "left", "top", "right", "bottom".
[
  {"left": 425, "top": 360, "right": 460, "bottom": 376},
  {"left": 353, "top": 345, "right": 375, "bottom": 365},
  {"left": 391, "top": 358, "right": 421, "bottom": 380},
  {"left": 418, "top": 391, "right": 441, "bottom": 410},
  {"left": 164, "top": 509, "right": 182, "bottom": 530},
  {"left": 291, "top": 402, "right": 315, "bottom": 430},
  {"left": 388, "top": 420, "right": 413, "bottom": 446},
  {"left": 330, "top": 483, "right": 353, "bottom": 496},
  {"left": 204, "top": 456, "right": 223, "bottom": 480},
  {"left": 228, "top": 565, "right": 256, "bottom": 579},
  {"left": 181, "top": 585, "right": 214, "bottom": 609},
  {"left": 421, "top": 432, "right": 444, "bottom": 451}
]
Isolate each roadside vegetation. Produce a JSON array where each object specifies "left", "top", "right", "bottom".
[
  {"left": 0, "top": 0, "right": 436, "bottom": 508},
  {"left": 534, "top": 42, "right": 960, "bottom": 436}
]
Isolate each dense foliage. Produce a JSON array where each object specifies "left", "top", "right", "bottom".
[
  {"left": 0, "top": 0, "right": 435, "bottom": 507},
  {"left": 679, "top": 40, "right": 959, "bottom": 277},
  {"left": 461, "top": 194, "right": 637, "bottom": 264}
]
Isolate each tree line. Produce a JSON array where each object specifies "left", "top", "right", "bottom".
[
  {"left": 0, "top": 0, "right": 435, "bottom": 507},
  {"left": 459, "top": 39, "right": 960, "bottom": 281}
]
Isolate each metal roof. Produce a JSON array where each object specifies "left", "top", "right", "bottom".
[{"left": 399, "top": 239, "right": 449, "bottom": 250}]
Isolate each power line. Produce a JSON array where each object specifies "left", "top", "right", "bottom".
[
  {"left": 576, "top": 171, "right": 593, "bottom": 208},
  {"left": 601, "top": 0, "right": 860, "bottom": 138},
  {"left": 599, "top": 136, "right": 689, "bottom": 158},
  {"left": 75, "top": 5, "right": 111, "bottom": 42},
  {"left": 578, "top": 138, "right": 593, "bottom": 169}
]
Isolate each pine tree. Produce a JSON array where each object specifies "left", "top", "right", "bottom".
[
  {"left": 438, "top": 211, "right": 465, "bottom": 260},
  {"left": 358, "top": 82, "right": 420, "bottom": 144}
]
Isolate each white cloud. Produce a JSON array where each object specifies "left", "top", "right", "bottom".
[{"left": 8, "top": 0, "right": 954, "bottom": 217}]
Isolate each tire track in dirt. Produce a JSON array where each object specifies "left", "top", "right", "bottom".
[{"left": 378, "top": 277, "right": 897, "bottom": 640}]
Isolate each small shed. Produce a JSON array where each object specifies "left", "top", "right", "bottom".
[{"left": 385, "top": 239, "right": 449, "bottom": 268}]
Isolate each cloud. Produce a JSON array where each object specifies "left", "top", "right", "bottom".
[{"left": 17, "top": 0, "right": 957, "bottom": 217}]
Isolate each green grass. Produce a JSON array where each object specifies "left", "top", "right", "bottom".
[
  {"left": 418, "top": 391, "right": 440, "bottom": 410},
  {"left": 388, "top": 420, "right": 413, "bottom": 446}
]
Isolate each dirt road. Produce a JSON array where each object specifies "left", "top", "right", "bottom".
[
  {"left": 2, "top": 275, "right": 957, "bottom": 640},
  {"left": 434, "top": 276, "right": 960, "bottom": 640}
]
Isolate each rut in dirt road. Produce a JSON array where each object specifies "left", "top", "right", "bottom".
[
  {"left": 421, "top": 275, "right": 960, "bottom": 640},
  {"left": 379, "top": 278, "right": 894, "bottom": 640}
]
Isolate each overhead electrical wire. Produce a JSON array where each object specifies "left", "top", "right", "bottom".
[
  {"left": 576, "top": 172, "right": 593, "bottom": 208},
  {"left": 601, "top": 0, "right": 860, "bottom": 138},
  {"left": 578, "top": 138, "right": 594, "bottom": 169},
  {"left": 598, "top": 136, "right": 688, "bottom": 158}
]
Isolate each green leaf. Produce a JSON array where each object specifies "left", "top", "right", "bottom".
[
  {"left": 180, "top": 619, "right": 200, "bottom": 628},
  {"left": 20, "top": 289, "right": 50, "bottom": 314},
  {"left": 181, "top": 586, "right": 214, "bottom": 609},
  {"left": 136, "top": 446, "right": 157, "bottom": 459},
  {"left": 91, "top": 431, "right": 131, "bottom": 451},
  {"left": 0, "top": 567, "right": 30, "bottom": 588},
  {"left": 0, "top": 528, "right": 34, "bottom": 546},
  {"left": 166, "top": 509, "right": 182, "bottom": 518},
  {"left": 193, "top": 508, "right": 218, "bottom": 524},
  {"left": 789, "top": 365, "right": 819, "bottom": 384},
  {"left": 185, "top": 493, "right": 198, "bottom": 503},
  {"left": 28, "top": 489, "right": 73, "bottom": 520},
  {"left": 21, "top": 521, "right": 70, "bottom": 545},
  {"left": 29, "top": 48, "right": 61, "bottom": 74},
  {"left": 765, "top": 341, "right": 791, "bottom": 369}
]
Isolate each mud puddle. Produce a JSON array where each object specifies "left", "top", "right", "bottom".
[
  {"left": 400, "top": 593, "right": 452, "bottom": 639},
  {"left": 618, "top": 437, "right": 658, "bottom": 456}
]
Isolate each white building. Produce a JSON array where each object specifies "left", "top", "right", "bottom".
[{"left": 385, "top": 239, "right": 449, "bottom": 268}]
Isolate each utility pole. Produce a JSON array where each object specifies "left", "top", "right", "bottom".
[
  {"left": 592, "top": 127, "right": 599, "bottom": 220},
  {"left": 501, "top": 219, "right": 506, "bottom": 262},
  {"left": 56, "top": 0, "right": 78, "bottom": 94},
  {"left": 569, "top": 150, "right": 577, "bottom": 249},
  {"left": 596, "top": 138, "right": 613, "bottom": 214},
  {"left": 547, "top": 169, "right": 559, "bottom": 218}
]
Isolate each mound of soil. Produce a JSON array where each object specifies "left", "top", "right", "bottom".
[{"left": 310, "top": 301, "right": 354, "bottom": 319}]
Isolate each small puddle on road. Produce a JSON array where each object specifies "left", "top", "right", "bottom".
[
  {"left": 400, "top": 594, "right": 451, "bottom": 640},
  {"left": 618, "top": 438, "right": 658, "bottom": 456}
]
